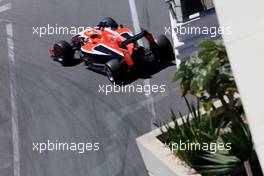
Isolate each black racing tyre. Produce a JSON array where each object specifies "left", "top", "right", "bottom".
[
  {"left": 105, "top": 59, "right": 123, "bottom": 84},
  {"left": 53, "top": 40, "right": 74, "bottom": 65},
  {"left": 98, "top": 17, "right": 119, "bottom": 29},
  {"left": 154, "top": 35, "right": 174, "bottom": 63}
]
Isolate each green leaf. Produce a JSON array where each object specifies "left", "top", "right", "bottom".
[
  {"left": 197, "top": 40, "right": 217, "bottom": 49},
  {"left": 171, "top": 71, "right": 183, "bottom": 82}
]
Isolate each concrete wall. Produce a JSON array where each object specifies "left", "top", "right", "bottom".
[
  {"left": 136, "top": 124, "right": 200, "bottom": 176},
  {"left": 214, "top": 0, "right": 264, "bottom": 172}
]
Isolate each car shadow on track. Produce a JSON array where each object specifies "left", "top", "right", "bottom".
[
  {"left": 61, "top": 59, "right": 83, "bottom": 67},
  {"left": 87, "top": 61, "right": 176, "bottom": 85},
  {"left": 124, "top": 61, "right": 176, "bottom": 85},
  {"left": 57, "top": 57, "right": 176, "bottom": 85}
]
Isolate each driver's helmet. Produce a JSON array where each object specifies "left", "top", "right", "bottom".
[{"left": 97, "top": 17, "right": 119, "bottom": 30}]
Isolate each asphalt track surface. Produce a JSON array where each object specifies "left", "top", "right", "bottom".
[{"left": 0, "top": 0, "right": 188, "bottom": 175}]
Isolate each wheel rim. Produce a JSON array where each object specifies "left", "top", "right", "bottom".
[
  {"left": 54, "top": 47, "right": 66, "bottom": 63},
  {"left": 106, "top": 67, "right": 114, "bottom": 82}
]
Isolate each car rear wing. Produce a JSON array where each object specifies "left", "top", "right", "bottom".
[{"left": 119, "top": 30, "right": 155, "bottom": 47}]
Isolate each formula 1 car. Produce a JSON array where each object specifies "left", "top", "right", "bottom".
[{"left": 49, "top": 17, "right": 174, "bottom": 84}]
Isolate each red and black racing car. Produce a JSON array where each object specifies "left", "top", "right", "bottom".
[{"left": 49, "top": 17, "right": 174, "bottom": 84}]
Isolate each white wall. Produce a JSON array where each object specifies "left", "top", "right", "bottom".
[{"left": 214, "top": 0, "right": 264, "bottom": 172}]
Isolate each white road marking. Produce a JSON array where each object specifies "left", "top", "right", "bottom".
[
  {"left": 0, "top": 3, "right": 11, "bottom": 13},
  {"left": 128, "top": 0, "right": 142, "bottom": 44},
  {"left": 6, "top": 22, "right": 20, "bottom": 176},
  {"left": 128, "top": 0, "right": 156, "bottom": 129},
  {"left": 168, "top": 10, "right": 180, "bottom": 69}
]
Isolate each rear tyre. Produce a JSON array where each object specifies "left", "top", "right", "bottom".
[
  {"left": 153, "top": 35, "right": 174, "bottom": 63},
  {"left": 105, "top": 59, "right": 123, "bottom": 84},
  {"left": 98, "top": 17, "right": 119, "bottom": 29},
  {"left": 53, "top": 41, "right": 74, "bottom": 65}
]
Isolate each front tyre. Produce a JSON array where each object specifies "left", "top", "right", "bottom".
[
  {"left": 53, "top": 41, "right": 74, "bottom": 66},
  {"left": 153, "top": 35, "right": 174, "bottom": 63},
  {"left": 105, "top": 59, "right": 123, "bottom": 84}
]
